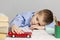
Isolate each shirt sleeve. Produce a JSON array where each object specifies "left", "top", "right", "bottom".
[
  {"left": 45, "top": 21, "right": 55, "bottom": 34},
  {"left": 10, "top": 14, "right": 25, "bottom": 27}
]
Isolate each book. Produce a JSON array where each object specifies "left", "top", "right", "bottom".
[
  {"left": 0, "top": 34, "right": 6, "bottom": 40},
  {"left": 0, "top": 22, "right": 9, "bottom": 27},
  {"left": 0, "top": 13, "right": 9, "bottom": 21},
  {"left": 0, "top": 27, "right": 8, "bottom": 33}
]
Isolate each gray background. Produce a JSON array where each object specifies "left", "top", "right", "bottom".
[{"left": 0, "top": 0, "right": 60, "bottom": 21}]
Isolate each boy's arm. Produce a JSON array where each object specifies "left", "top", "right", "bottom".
[
  {"left": 10, "top": 14, "right": 25, "bottom": 34},
  {"left": 10, "top": 14, "right": 25, "bottom": 27},
  {"left": 30, "top": 25, "right": 45, "bottom": 30}
]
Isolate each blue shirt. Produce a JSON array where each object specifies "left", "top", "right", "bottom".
[
  {"left": 10, "top": 11, "right": 55, "bottom": 34},
  {"left": 10, "top": 11, "right": 34, "bottom": 27}
]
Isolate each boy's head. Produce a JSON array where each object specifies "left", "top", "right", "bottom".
[{"left": 30, "top": 9, "right": 53, "bottom": 26}]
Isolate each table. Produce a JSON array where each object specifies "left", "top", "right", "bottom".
[{"left": 5, "top": 30, "right": 60, "bottom": 40}]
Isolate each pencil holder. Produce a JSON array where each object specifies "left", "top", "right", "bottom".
[{"left": 55, "top": 25, "right": 60, "bottom": 38}]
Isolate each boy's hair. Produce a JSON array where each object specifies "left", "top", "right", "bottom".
[{"left": 37, "top": 9, "right": 53, "bottom": 25}]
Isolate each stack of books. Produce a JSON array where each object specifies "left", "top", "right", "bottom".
[{"left": 0, "top": 14, "right": 9, "bottom": 40}]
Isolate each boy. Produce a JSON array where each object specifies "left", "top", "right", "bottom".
[{"left": 10, "top": 9, "right": 55, "bottom": 34}]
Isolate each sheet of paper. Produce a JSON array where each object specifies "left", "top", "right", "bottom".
[{"left": 31, "top": 30, "right": 56, "bottom": 40}]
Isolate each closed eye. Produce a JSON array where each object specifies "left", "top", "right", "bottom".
[{"left": 36, "top": 17, "right": 39, "bottom": 21}]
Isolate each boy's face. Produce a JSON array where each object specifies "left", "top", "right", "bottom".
[{"left": 30, "top": 13, "right": 46, "bottom": 26}]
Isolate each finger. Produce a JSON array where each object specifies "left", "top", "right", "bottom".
[
  {"left": 30, "top": 27, "right": 34, "bottom": 30},
  {"left": 12, "top": 29, "right": 15, "bottom": 33},
  {"left": 19, "top": 30, "right": 24, "bottom": 34},
  {"left": 17, "top": 29, "right": 23, "bottom": 34},
  {"left": 15, "top": 29, "right": 24, "bottom": 34},
  {"left": 14, "top": 29, "right": 19, "bottom": 34}
]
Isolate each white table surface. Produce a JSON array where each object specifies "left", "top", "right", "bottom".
[{"left": 5, "top": 30, "right": 60, "bottom": 40}]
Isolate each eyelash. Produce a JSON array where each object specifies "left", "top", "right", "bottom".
[
  {"left": 36, "top": 18, "right": 41, "bottom": 26},
  {"left": 36, "top": 18, "right": 38, "bottom": 21},
  {"left": 38, "top": 23, "right": 40, "bottom": 26}
]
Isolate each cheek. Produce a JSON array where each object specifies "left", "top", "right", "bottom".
[
  {"left": 38, "top": 20, "right": 45, "bottom": 26},
  {"left": 30, "top": 18, "right": 36, "bottom": 24},
  {"left": 30, "top": 19, "right": 38, "bottom": 25}
]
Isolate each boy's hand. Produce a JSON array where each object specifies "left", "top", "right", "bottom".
[
  {"left": 11, "top": 25, "right": 24, "bottom": 34},
  {"left": 30, "top": 25, "right": 45, "bottom": 30}
]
